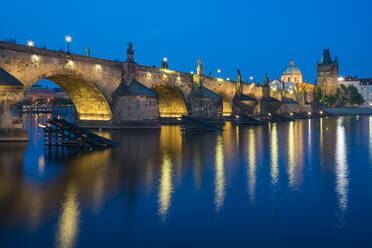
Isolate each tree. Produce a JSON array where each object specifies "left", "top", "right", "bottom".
[
  {"left": 348, "top": 85, "right": 364, "bottom": 105},
  {"left": 321, "top": 93, "right": 337, "bottom": 106},
  {"left": 335, "top": 84, "right": 364, "bottom": 106},
  {"left": 313, "top": 86, "right": 323, "bottom": 103}
]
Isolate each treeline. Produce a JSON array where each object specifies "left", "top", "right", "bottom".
[{"left": 313, "top": 84, "right": 364, "bottom": 106}]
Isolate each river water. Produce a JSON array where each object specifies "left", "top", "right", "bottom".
[{"left": 1, "top": 112, "right": 372, "bottom": 247}]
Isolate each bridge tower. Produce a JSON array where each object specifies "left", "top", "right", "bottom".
[{"left": 317, "top": 49, "right": 339, "bottom": 94}]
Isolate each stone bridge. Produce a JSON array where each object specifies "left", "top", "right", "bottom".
[{"left": 0, "top": 41, "right": 288, "bottom": 129}]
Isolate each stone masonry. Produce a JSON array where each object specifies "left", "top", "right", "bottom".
[{"left": 0, "top": 41, "right": 286, "bottom": 128}]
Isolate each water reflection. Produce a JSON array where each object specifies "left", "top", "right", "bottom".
[
  {"left": 214, "top": 134, "right": 225, "bottom": 212},
  {"left": 38, "top": 155, "right": 45, "bottom": 176},
  {"left": 335, "top": 117, "right": 349, "bottom": 222},
  {"left": 2, "top": 113, "right": 371, "bottom": 247},
  {"left": 158, "top": 152, "right": 173, "bottom": 221},
  {"left": 248, "top": 128, "right": 256, "bottom": 202},
  {"left": 56, "top": 184, "right": 80, "bottom": 248},
  {"left": 369, "top": 116, "right": 372, "bottom": 162},
  {"left": 308, "top": 119, "right": 312, "bottom": 149},
  {"left": 287, "top": 121, "right": 304, "bottom": 189},
  {"left": 270, "top": 124, "right": 279, "bottom": 185},
  {"left": 288, "top": 121, "right": 295, "bottom": 187},
  {"left": 160, "top": 126, "right": 182, "bottom": 183}
]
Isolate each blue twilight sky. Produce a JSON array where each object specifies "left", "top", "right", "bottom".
[{"left": 1, "top": 0, "right": 371, "bottom": 85}]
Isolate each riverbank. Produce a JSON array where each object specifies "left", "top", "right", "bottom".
[{"left": 324, "top": 107, "right": 372, "bottom": 116}]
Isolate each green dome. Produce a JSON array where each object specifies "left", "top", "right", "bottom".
[{"left": 281, "top": 61, "right": 301, "bottom": 75}]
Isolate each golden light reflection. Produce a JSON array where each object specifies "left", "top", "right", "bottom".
[
  {"left": 193, "top": 144, "right": 202, "bottom": 191},
  {"left": 158, "top": 152, "right": 173, "bottom": 221},
  {"left": 92, "top": 176, "right": 104, "bottom": 213},
  {"left": 214, "top": 134, "right": 225, "bottom": 212},
  {"left": 270, "top": 124, "right": 279, "bottom": 185},
  {"left": 29, "top": 195, "right": 42, "bottom": 230},
  {"left": 38, "top": 155, "right": 45, "bottom": 176},
  {"left": 335, "top": 118, "right": 349, "bottom": 214},
  {"left": 248, "top": 128, "right": 256, "bottom": 201},
  {"left": 56, "top": 184, "right": 80, "bottom": 248},
  {"left": 288, "top": 121, "right": 295, "bottom": 186},
  {"left": 145, "top": 160, "right": 154, "bottom": 194},
  {"left": 222, "top": 100, "right": 232, "bottom": 116},
  {"left": 308, "top": 119, "right": 312, "bottom": 147},
  {"left": 235, "top": 125, "right": 239, "bottom": 147},
  {"left": 320, "top": 117, "right": 324, "bottom": 157}
]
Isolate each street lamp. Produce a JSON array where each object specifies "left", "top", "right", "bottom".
[
  {"left": 249, "top": 76, "right": 254, "bottom": 81},
  {"left": 65, "top": 35, "right": 72, "bottom": 54},
  {"left": 27, "top": 40, "right": 34, "bottom": 47},
  {"left": 217, "top": 69, "right": 221, "bottom": 76},
  {"left": 338, "top": 77, "right": 344, "bottom": 82}
]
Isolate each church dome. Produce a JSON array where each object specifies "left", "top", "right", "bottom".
[{"left": 282, "top": 61, "right": 301, "bottom": 75}]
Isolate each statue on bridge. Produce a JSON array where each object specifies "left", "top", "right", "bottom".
[
  {"left": 126, "top": 42, "right": 134, "bottom": 63},
  {"left": 236, "top": 69, "right": 242, "bottom": 96},
  {"left": 197, "top": 57, "right": 204, "bottom": 75}
]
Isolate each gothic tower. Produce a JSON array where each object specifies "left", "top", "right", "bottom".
[{"left": 317, "top": 49, "right": 339, "bottom": 94}]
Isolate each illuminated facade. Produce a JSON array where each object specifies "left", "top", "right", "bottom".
[
  {"left": 280, "top": 61, "right": 303, "bottom": 83},
  {"left": 341, "top": 76, "right": 372, "bottom": 105}
]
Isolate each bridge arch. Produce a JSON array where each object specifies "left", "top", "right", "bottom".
[
  {"left": 151, "top": 85, "right": 188, "bottom": 118},
  {"left": 30, "top": 69, "right": 112, "bottom": 121}
]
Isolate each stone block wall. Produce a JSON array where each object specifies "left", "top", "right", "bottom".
[
  {"left": 299, "top": 104, "right": 314, "bottom": 114},
  {"left": 187, "top": 98, "right": 223, "bottom": 120},
  {"left": 277, "top": 103, "right": 299, "bottom": 116},
  {"left": 232, "top": 99, "right": 258, "bottom": 116},
  {"left": 111, "top": 95, "right": 160, "bottom": 127},
  {"left": 0, "top": 86, "right": 24, "bottom": 129},
  {"left": 259, "top": 101, "right": 281, "bottom": 116}
]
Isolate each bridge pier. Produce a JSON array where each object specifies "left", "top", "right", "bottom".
[
  {"left": 110, "top": 79, "right": 160, "bottom": 129},
  {"left": 276, "top": 96, "right": 300, "bottom": 117},
  {"left": 0, "top": 68, "right": 28, "bottom": 141},
  {"left": 232, "top": 95, "right": 259, "bottom": 117},
  {"left": 187, "top": 86, "right": 224, "bottom": 124}
]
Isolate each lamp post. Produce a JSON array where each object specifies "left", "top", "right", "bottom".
[
  {"left": 217, "top": 69, "right": 221, "bottom": 77},
  {"left": 27, "top": 40, "right": 34, "bottom": 47},
  {"left": 65, "top": 36, "right": 72, "bottom": 54}
]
